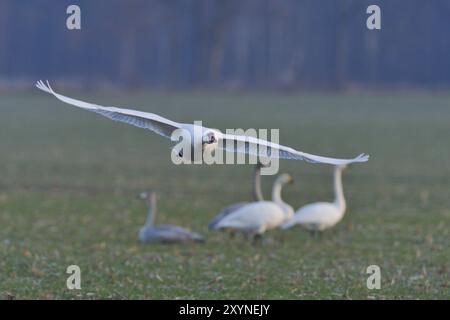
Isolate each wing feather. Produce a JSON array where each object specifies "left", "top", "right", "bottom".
[
  {"left": 220, "top": 133, "right": 369, "bottom": 165},
  {"left": 36, "top": 80, "right": 181, "bottom": 140}
]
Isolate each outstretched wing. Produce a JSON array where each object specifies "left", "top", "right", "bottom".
[
  {"left": 36, "top": 80, "right": 181, "bottom": 140},
  {"left": 220, "top": 133, "right": 369, "bottom": 165}
]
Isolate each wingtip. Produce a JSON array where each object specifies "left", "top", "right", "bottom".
[
  {"left": 35, "top": 79, "right": 53, "bottom": 94},
  {"left": 355, "top": 153, "right": 370, "bottom": 162},
  {"left": 345, "top": 153, "right": 369, "bottom": 164}
]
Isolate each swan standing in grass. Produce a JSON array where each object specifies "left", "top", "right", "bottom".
[
  {"left": 36, "top": 80, "right": 369, "bottom": 165},
  {"left": 212, "top": 174, "right": 294, "bottom": 240},
  {"left": 207, "top": 163, "right": 265, "bottom": 229},
  {"left": 138, "top": 191, "right": 204, "bottom": 243},
  {"left": 281, "top": 165, "right": 348, "bottom": 232}
]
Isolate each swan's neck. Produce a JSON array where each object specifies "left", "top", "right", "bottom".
[
  {"left": 333, "top": 168, "right": 346, "bottom": 213},
  {"left": 252, "top": 165, "right": 264, "bottom": 201},
  {"left": 145, "top": 195, "right": 157, "bottom": 227},
  {"left": 272, "top": 180, "right": 293, "bottom": 219},
  {"left": 272, "top": 180, "right": 283, "bottom": 205}
]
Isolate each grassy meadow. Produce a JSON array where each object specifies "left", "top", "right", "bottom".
[{"left": 0, "top": 89, "right": 449, "bottom": 299}]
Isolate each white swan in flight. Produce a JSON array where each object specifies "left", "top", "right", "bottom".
[
  {"left": 36, "top": 80, "right": 369, "bottom": 165},
  {"left": 281, "top": 165, "right": 348, "bottom": 232},
  {"left": 212, "top": 174, "right": 294, "bottom": 240},
  {"left": 138, "top": 191, "right": 204, "bottom": 243},
  {"left": 207, "top": 163, "right": 265, "bottom": 229}
]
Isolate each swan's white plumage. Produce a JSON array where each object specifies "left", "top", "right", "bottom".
[
  {"left": 213, "top": 174, "right": 294, "bottom": 235},
  {"left": 214, "top": 201, "right": 287, "bottom": 234},
  {"left": 36, "top": 80, "right": 181, "bottom": 140},
  {"left": 208, "top": 164, "right": 265, "bottom": 229},
  {"left": 281, "top": 165, "right": 347, "bottom": 231},
  {"left": 281, "top": 202, "right": 342, "bottom": 231},
  {"left": 221, "top": 133, "right": 369, "bottom": 165},
  {"left": 36, "top": 80, "right": 370, "bottom": 165}
]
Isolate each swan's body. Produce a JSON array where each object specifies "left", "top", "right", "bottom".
[
  {"left": 139, "top": 224, "right": 204, "bottom": 243},
  {"left": 213, "top": 202, "right": 286, "bottom": 234},
  {"left": 213, "top": 174, "right": 294, "bottom": 235},
  {"left": 282, "top": 165, "right": 347, "bottom": 231},
  {"left": 36, "top": 80, "right": 369, "bottom": 165},
  {"left": 207, "top": 163, "right": 265, "bottom": 229},
  {"left": 138, "top": 192, "right": 203, "bottom": 243}
]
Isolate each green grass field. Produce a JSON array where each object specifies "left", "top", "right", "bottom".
[{"left": 0, "top": 90, "right": 449, "bottom": 299}]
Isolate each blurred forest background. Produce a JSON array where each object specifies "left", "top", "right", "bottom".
[{"left": 1, "top": 0, "right": 450, "bottom": 90}]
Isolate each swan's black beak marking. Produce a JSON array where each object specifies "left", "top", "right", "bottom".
[
  {"left": 178, "top": 149, "right": 183, "bottom": 157},
  {"left": 206, "top": 132, "right": 216, "bottom": 144}
]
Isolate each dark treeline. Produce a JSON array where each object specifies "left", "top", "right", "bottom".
[{"left": 1, "top": 0, "right": 450, "bottom": 89}]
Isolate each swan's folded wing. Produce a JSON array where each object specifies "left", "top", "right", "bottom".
[
  {"left": 208, "top": 202, "right": 248, "bottom": 229},
  {"left": 36, "top": 80, "right": 181, "bottom": 140},
  {"left": 220, "top": 133, "right": 369, "bottom": 165}
]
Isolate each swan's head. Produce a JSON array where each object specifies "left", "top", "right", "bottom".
[
  {"left": 201, "top": 129, "right": 221, "bottom": 153},
  {"left": 202, "top": 130, "right": 218, "bottom": 144},
  {"left": 138, "top": 191, "right": 148, "bottom": 200},
  {"left": 276, "top": 173, "right": 294, "bottom": 185},
  {"left": 138, "top": 190, "right": 157, "bottom": 206}
]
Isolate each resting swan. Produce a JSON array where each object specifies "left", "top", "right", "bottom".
[
  {"left": 207, "top": 163, "right": 265, "bottom": 229},
  {"left": 138, "top": 191, "right": 204, "bottom": 243},
  {"left": 212, "top": 174, "right": 294, "bottom": 237},
  {"left": 281, "top": 165, "right": 347, "bottom": 232},
  {"left": 36, "top": 80, "right": 369, "bottom": 165}
]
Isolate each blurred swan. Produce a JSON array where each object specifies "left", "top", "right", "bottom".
[
  {"left": 281, "top": 165, "right": 347, "bottom": 232},
  {"left": 36, "top": 80, "right": 369, "bottom": 165},
  {"left": 207, "top": 163, "right": 265, "bottom": 229},
  {"left": 212, "top": 174, "right": 294, "bottom": 238},
  {"left": 138, "top": 191, "right": 204, "bottom": 243}
]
